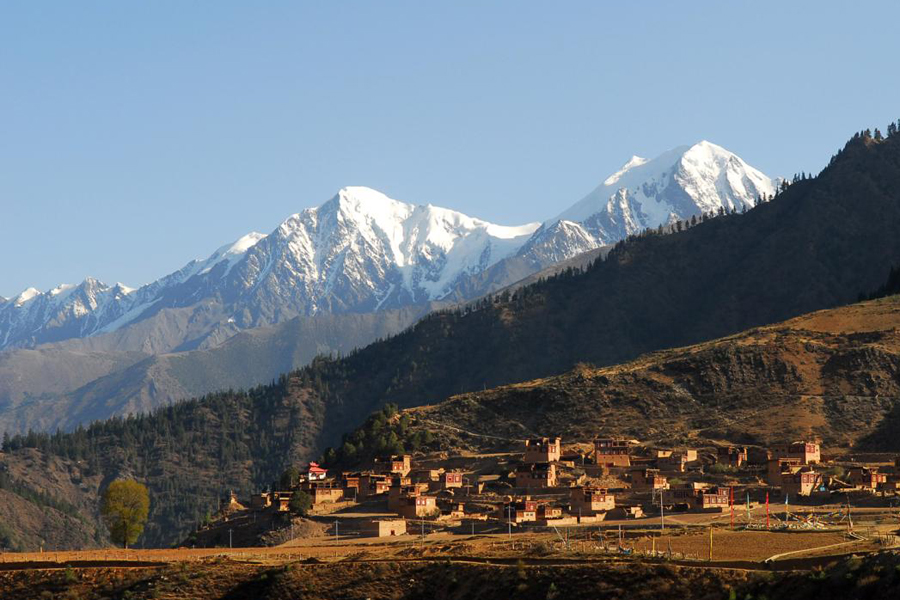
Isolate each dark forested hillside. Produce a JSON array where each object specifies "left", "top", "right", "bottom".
[
  {"left": 2, "top": 378, "right": 318, "bottom": 548},
  {"left": 279, "top": 124, "right": 900, "bottom": 452},
  {"left": 4, "top": 123, "right": 900, "bottom": 549},
  {"left": 342, "top": 295, "right": 900, "bottom": 462}
]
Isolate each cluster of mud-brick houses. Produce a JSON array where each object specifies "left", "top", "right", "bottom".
[{"left": 234, "top": 433, "right": 900, "bottom": 538}]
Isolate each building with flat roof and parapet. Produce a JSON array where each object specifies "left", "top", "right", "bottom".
[
  {"left": 441, "top": 471, "right": 464, "bottom": 489},
  {"left": 396, "top": 494, "right": 438, "bottom": 519},
  {"left": 693, "top": 487, "right": 730, "bottom": 512},
  {"left": 781, "top": 467, "right": 824, "bottom": 497},
  {"left": 302, "top": 481, "right": 344, "bottom": 504},
  {"left": 358, "top": 473, "right": 391, "bottom": 499},
  {"left": 364, "top": 519, "right": 407, "bottom": 537},
  {"left": 771, "top": 442, "right": 820, "bottom": 465},
  {"left": 341, "top": 472, "right": 361, "bottom": 494},
  {"left": 593, "top": 438, "right": 632, "bottom": 467},
  {"left": 570, "top": 486, "right": 615, "bottom": 514},
  {"left": 848, "top": 467, "right": 887, "bottom": 492},
  {"left": 515, "top": 463, "right": 558, "bottom": 488},
  {"left": 538, "top": 505, "right": 563, "bottom": 520},
  {"left": 631, "top": 468, "right": 668, "bottom": 491},
  {"left": 499, "top": 498, "right": 538, "bottom": 523},
  {"left": 523, "top": 437, "right": 561, "bottom": 464},
  {"left": 374, "top": 454, "right": 412, "bottom": 477},
  {"left": 388, "top": 484, "right": 421, "bottom": 511},
  {"left": 717, "top": 446, "right": 748, "bottom": 468},
  {"left": 767, "top": 457, "right": 803, "bottom": 486}
]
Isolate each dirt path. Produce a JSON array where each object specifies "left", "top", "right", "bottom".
[
  {"left": 416, "top": 417, "right": 531, "bottom": 443},
  {"left": 764, "top": 538, "right": 875, "bottom": 563}
]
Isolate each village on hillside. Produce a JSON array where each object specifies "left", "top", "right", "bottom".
[{"left": 191, "top": 434, "right": 900, "bottom": 559}]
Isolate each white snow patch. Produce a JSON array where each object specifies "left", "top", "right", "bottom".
[
  {"left": 603, "top": 155, "right": 648, "bottom": 186},
  {"left": 553, "top": 141, "right": 776, "bottom": 232},
  {"left": 13, "top": 287, "right": 40, "bottom": 306}
]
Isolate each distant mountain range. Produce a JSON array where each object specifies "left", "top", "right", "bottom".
[
  {"left": 0, "top": 141, "right": 774, "bottom": 353},
  {"left": 3, "top": 125, "right": 899, "bottom": 548},
  {"left": 0, "top": 141, "right": 775, "bottom": 434}
]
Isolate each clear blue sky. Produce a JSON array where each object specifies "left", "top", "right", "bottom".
[{"left": 2, "top": 2, "right": 898, "bottom": 298}]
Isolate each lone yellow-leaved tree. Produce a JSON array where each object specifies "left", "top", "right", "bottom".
[{"left": 100, "top": 479, "right": 149, "bottom": 549}]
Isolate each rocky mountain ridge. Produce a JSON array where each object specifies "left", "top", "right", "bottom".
[{"left": 1, "top": 142, "right": 774, "bottom": 354}]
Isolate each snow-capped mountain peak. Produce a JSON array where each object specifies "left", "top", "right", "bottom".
[
  {"left": 0, "top": 144, "right": 774, "bottom": 352},
  {"left": 603, "top": 155, "right": 649, "bottom": 186},
  {"left": 0, "top": 187, "right": 541, "bottom": 349},
  {"left": 13, "top": 287, "right": 41, "bottom": 307},
  {"left": 195, "top": 232, "right": 267, "bottom": 277},
  {"left": 228, "top": 186, "right": 540, "bottom": 316},
  {"left": 551, "top": 141, "right": 775, "bottom": 246}
]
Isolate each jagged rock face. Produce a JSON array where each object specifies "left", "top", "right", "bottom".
[
  {"left": 215, "top": 190, "right": 538, "bottom": 321},
  {"left": 0, "top": 143, "right": 774, "bottom": 352},
  {"left": 516, "top": 220, "right": 598, "bottom": 266}
]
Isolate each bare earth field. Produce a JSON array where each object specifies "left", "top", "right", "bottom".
[{"left": 1, "top": 528, "right": 899, "bottom": 600}]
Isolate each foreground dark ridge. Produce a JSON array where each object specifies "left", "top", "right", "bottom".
[{"left": 3, "top": 551, "right": 900, "bottom": 600}]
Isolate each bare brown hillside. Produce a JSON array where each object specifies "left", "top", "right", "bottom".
[
  {"left": 399, "top": 296, "right": 900, "bottom": 451},
  {"left": 0, "top": 448, "right": 105, "bottom": 551}
]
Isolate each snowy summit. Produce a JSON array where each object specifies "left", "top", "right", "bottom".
[{"left": 0, "top": 143, "right": 775, "bottom": 351}]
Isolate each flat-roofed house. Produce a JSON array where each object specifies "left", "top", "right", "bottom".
[
  {"left": 593, "top": 438, "right": 631, "bottom": 467},
  {"left": 304, "top": 482, "right": 344, "bottom": 504},
  {"left": 717, "top": 446, "right": 748, "bottom": 468},
  {"left": 358, "top": 473, "right": 391, "bottom": 499},
  {"left": 388, "top": 484, "right": 420, "bottom": 511},
  {"left": 515, "top": 463, "right": 558, "bottom": 489},
  {"left": 659, "top": 449, "right": 699, "bottom": 473},
  {"left": 767, "top": 458, "right": 803, "bottom": 486},
  {"left": 250, "top": 492, "right": 272, "bottom": 510},
  {"left": 500, "top": 499, "right": 538, "bottom": 523},
  {"left": 537, "top": 504, "right": 563, "bottom": 520},
  {"left": 523, "top": 437, "right": 561, "bottom": 464},
  {"left": 441, "top": 471, "right": 464, "bottom": 489},
  {"left": 848, "top": 467, "right": 887, "bottom": 491},
  {"left": 781, "top": 468, "right": 824, "bottom": 496},
  {"left": 570, "top": 486, "right": 615, "bottom": 514},
  {"left": 694, "top": 487, "right": 730, "bottom": 511},
  {"left": 771, "top": 442, "right": 821, "bottom": 465},
  {"left": 364, "top": 519, "right": 407, "bottom": 537},
  {"left": 273, "top": 491, "right": 292, "bottom": 511},
  {"left": 397, "top": 494, "right": 437, "bottom": 518},
  {"left": 375, "top": 454, "right": 412, "bottom": 477},
  {"left": 631, "top": 468, "right": 668, "bottom": 491}
]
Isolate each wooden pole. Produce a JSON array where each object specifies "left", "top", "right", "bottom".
[
  {"left": 765, "top": 492, "right": 769, "bottom": 529},
  {"left": 708, "top": 526, "right": 713, "bottom": 561},
  {"left": 730, "top": 486, "right": 734, "bottom": 530},
  {"left": 660, "top": 488, "right": 665, "bottom": 531}
]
